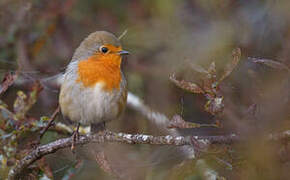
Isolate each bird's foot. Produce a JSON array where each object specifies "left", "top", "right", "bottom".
[{"left": 71, "top": 123, "right": 80, "bottom": 152}]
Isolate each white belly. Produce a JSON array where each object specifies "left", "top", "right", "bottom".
[{"left": 59, "top": 81, "right": 124, "bottom": 125}]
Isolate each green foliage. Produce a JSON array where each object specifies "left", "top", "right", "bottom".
[{"left": 0, "top": 81, "right": 50, "bottom": 179}]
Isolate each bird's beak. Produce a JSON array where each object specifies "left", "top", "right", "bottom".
[{"left": 118, "top": 50, "right": 130, "bottom": 55}]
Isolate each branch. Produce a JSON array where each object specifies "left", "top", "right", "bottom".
[
  {"left": 39, "top": 106, "right": 60, "bottom": 139},
  {"left": 8, "top": 127, "right": 290, "bottom": 179},
  {"left": 0, "top": 71, "right": 18, "bottom": 96},
  {"left": 8, "top": 77, "right": 290, "bottom": 179},
  {"left": 8, "top": 130, "right": 241, "bottom": 180},
  {"left": 127, "top": 92, "right": 196, "bottom": 159}
]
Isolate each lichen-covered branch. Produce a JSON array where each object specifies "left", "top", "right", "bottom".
[
  {"left": 8, "top": 131, "right": 237, "bottom": 180},
  {"left": 8, "top": 128, "right": 290, "bottom": 179}
]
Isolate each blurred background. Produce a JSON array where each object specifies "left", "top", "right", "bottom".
[{"left": 0, "top": 0, "right": 290, "bottom": 179}]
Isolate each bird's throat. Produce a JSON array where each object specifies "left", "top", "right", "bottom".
[{"left": 76, "top": 55, "right": 122, "bottom": 91}]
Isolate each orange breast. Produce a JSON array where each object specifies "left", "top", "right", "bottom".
[{"left": 76, "top": 54, "right": 122, "bottom": 91}]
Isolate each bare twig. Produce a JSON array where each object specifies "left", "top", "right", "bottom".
[
  {"left": 0, "top": 71, "right": 18, "bottom": 96},
  {"left": 219, "top": 48, "right": 241, "bottom": 82},
  {"left": 168, "top": 114, "right": 219, "bottom": 129},
  {"left": 39, "top": 106, "right": 60, "bottom": 139},
  {"left": 95, "top": 151, "right": 123, "bottom": 179},
  {"left": 8, "top": 131, "right": 212, "bottom": 180},
  {"left": 249, "top": 57, "right": 290, "bottom": 72},
  {"left": 118, "top": 29, "right": 128, "bottom": 40},
  {"left": 169, "top": 73, "right": 204, "bottom": 94}
]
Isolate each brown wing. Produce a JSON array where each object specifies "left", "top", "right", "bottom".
[{"left": 116, "top": 73, "right": 128, "bottom": 117}]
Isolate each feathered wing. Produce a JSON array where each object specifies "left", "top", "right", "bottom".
[{"left": 117, "top": 73, "right": 128, "bottom": 117}]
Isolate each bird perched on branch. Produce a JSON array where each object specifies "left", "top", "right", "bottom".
[{"left": 59, "top": 31, "right": 129, "bottom": 146}]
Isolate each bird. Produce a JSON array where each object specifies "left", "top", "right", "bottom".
[{"left": 59, "top": 31, "right": 129, "bottom": 146}]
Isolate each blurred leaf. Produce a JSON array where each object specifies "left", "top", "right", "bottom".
[
  {"left": 13, "top": 91, "right": 27, "bottom": 119},
  {"left": 172, "top": 48, "right": 242, "bottom": 116},
  {"left": 0, "top": 101, "right": 16, "bottom": 123},
  {"left": 13, "top": 81, "right": 43, "bottom": 120},
  {"left": 40, "top": 116, "right": 50, "bottom": 122},
  {"left": 170, "top": 74, "right": 204, "bottom": 94},
  {"left": 95, "top": 151, "right": 122, "bottom": 179},
  {"left": 40, "top": 131, "right": 59, "bottom": 144},
  {"left": 219, "top": 48, "right": 241, "bottom": 82},
  {"left": 0, "top": 154, "right": 9, "bottom": 180}
]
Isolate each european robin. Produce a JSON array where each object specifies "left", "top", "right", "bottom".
[{"left": 59, "top": 31, "right": 129, "bottom": 136}]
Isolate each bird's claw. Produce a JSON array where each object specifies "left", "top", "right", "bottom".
[{"left": 71, "top": 123, "right": 80, "bottom": 152}]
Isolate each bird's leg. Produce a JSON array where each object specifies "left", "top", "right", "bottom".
[
  {"left": 71, "top": 123, "right": 80, "bottom": 152},
  {"left": 90, "top": 122, "right": 106, "bottom": 134}
]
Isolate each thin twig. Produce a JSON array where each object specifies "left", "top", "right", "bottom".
[
  {"left": 39, "top": 106, "right": 60, "bottom": 139},
  {"left": 118, "top": 29, "right": 128, "bottom": 40},
  {"left": 0, "top": 71, "right": 18, "bottom": 96},
  {"left": 249, "top": 57, "right": 290, "bottom": 72},
  {"left": 95, "top": 151, "right": 123, "bottom": 179}
]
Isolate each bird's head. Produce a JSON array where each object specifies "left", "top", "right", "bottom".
[
  {"left": 71, "top": 31, "right": 129, "bottom": 89},
  {"left": 72, "top": 31, "right": 129, "bottom": 66}
]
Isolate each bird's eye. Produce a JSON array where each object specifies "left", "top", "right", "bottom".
[{"left": 100, "top": 46, "right": 109, "bottom": 53}]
